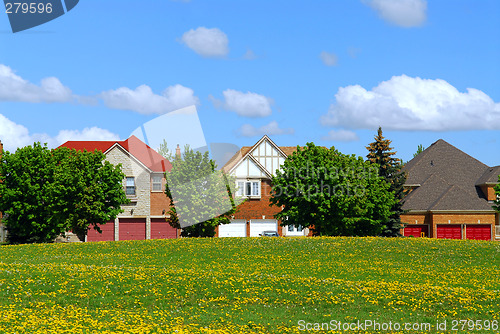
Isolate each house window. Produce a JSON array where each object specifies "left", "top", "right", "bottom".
[
  {"left": 126, "top": 177, "right": 136, "bottom": 196},
  {"left": 236, "top": 180, "right": 260, "bottom": 197},
  {"left": 287, "top": 224, "right": 303, "bottom": 233},
  {"left": 152, "top": 175, "right": 162, "bottom": 191},
  {"left": 236, "top": 181, "right": 244, "bottom": 196}
]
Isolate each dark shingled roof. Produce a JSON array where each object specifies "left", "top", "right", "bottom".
[
  {"left": 402, "top": 139, "right": 498, "bottom": 211},
  {"left": 476, "top": 165, "right": 500, "bottom": 185}
]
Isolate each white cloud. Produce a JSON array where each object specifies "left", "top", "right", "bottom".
[
  {"left": 181, "top": 27, "right": 229, "bottom": 57},
  {"left": 212, "top": 89, "right": 273, "bottom": 118},
  {"left": 0, "top": 114, "right": 120, "bottom": 152},
  {"left": 0, "top": 114, "right": 33, "bottom": 150},
  {"left": 100, "top": 84, "right": 200, "bottom": 114},
  {"left": 365, "top": 0, "right": 427, "bottom": 27},
  {"left": 321, "top": 130, "right": 359, "bottom": 142},
  {"left": 320, "top": 51, "right": 338, "bottom": 66},
  {"left": 0, "top": 64, "right": 73, "bottom": 103},
  {"left": 243, "top": 49, "right": 257, "bottom": 60},
  {"left": 55, "top": 127, "right": 120, "bottom": 144},
  {"left": 0, "top": 64, "right": 200, "bottom": 117},
  {"left": 237, "top": 121, "right": 294, "bottom": 137},
  {"left": 320, "top": 75, "right": 500, "bottom": 131}
]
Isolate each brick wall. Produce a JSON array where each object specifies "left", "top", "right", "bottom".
[
  {"left": 485, "top": 185, "right": 497, "bottom": 202},
  {"left": 401, "top": 213, "right": 432, "bottom": 225},
  {"left": 402, "top": 212, "right": 496, "bottom": 239},
  {"left": 233, "top": 179, "right": 282, "bottom": 220},
  {"left": 150, "top": 191, "right": 171, "bottom": 216}
]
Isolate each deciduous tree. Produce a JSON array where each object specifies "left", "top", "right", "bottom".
[
  {"left": 0, "top": 143, "right": 128, "bottom": 243},
  {"left": 165, "top": 145, "right": 240, "bottom": 237},
  {"left": 270, "top": 143, "right": 396, "bottom": 236},
  {"left": 493, "top": 176, "right": 500, "bottom": 215}
]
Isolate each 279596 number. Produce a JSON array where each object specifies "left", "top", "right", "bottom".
[
  {"left": 451, "top": 319, "right": 498, "bottom": 331},
  {"left": 5, "top": 2, "right": 53, "bottom": 14}
]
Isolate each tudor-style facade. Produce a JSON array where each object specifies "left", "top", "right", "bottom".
[
  {"left": 60, "top": 135, "right": 176, "bottom": 241},
  {"left": 401, "top": 139, "right": 500, "bottom": 241},
  {"left": 218, "top": 135, "right": 310, "bottom": 237}
]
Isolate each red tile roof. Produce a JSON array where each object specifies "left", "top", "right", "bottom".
[{"left": 59, "top": 135, "right": 172, "bottom": 173}]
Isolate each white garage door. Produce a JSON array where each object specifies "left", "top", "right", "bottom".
[
  {"left": 219, "top": 219, "right": 247, "bottom": 237},
  {"left": 250, "top": 219, "right": 278, "bottom": 237}
]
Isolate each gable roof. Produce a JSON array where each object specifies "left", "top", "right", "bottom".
[
  {"left": 402, "top": 139, "right": 496, "bottom": 211},
  {"left": 476, "top": 165, "right": 500, "bottom": 185},
  {"left": 222, "top": 146, "right": 252, "bottom": 173},
  {"left": 222, "top": 135, "right": 299, "bottom": 175},
  {"left": 59, "top": 135, "right": 172, "bottom": 173}
]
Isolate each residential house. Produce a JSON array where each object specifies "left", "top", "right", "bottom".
[
  {"left": 60, "top": 135, "right": 177, "bottom": 241},
  {"left": 401, "top": 139, "right": 500, "bottom": 240},
  {"left": 219, "top": 135, "right": 310, "bottom": 237}
]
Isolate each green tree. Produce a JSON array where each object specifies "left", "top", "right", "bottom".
[
  {"left": 0, "top": 143, "right": 128, "bottom": 243},
  {"left": 494, "top": 175, "right": 500, "bottom": 215},
  {"left": 50, "top": 147, "right": 129, "bottom": 241},
  {"left": 157, "top": 139, "right": 173, "bottom": 160},
  {"left": 366, "top": 127, "right": 407, "bottom": 237},
  {"left": 165, "top": 145, "right": 240, "bottom": 237},
  {"left": 270, "top": 143, "right": 396, "bottom": 236},
  {"left": 413, "top": 144, "right": 425, "bottom": 158}
]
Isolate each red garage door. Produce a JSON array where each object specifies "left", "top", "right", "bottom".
[
  {"left": 151, "top": 218, "right": 177, "bottom": 239},
  {"left": 119, "top": 218, "right": 146, "bottom": 241},
  {"left": 87, "top": 221, "right": 114, "bottom": 242},
  {"left": 404, "top": 225, "right": 429, "bottom": 237},
  {"left": 465, "top": 225, "right": 491, "bottom": 240},
  {"left": 437, "top": 224, "right": 462, "bottom": 239}
]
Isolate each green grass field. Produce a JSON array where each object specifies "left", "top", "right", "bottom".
[{"left": 0, "top": 237, "right": 498, "bottom": 333}]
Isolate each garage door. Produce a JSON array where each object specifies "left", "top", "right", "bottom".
[
  {"left": 250, "top": 219, "right": 278, "bottom": 237},
  {"left": 465, "top": 225, "right": 491, "bottom": 240},
  {"left": 87, "top": 221, "right": 114, "bottom": 242},
  {"left": 404, "top": 225, "right": 429, "bottom": 237},
  {"left": 437, "top": 224, "right": 462, "bottom": 239},
  {"left": 119, "top": 218, "right": 146, "bottom": 241},
  {"left": 219, "top": 219, "right": 247, "bottom": 237},
  {"left": 151, "top": 218, "right": 177, "bottom": 239}
]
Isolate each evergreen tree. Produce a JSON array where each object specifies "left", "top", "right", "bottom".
[
  {"left": 366, "top": 127, "right": 407, "bottom": 237},
  {"left": 413, "top": 144, "right": 425, "bottom": 158}
]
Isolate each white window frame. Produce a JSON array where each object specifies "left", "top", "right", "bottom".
[
  {"left": 152, "top": 174, "right": 163, "bottom": 192},
  {"left": 236, "top": 180, "right": 261, "bottom": 198},
  {"left": 288, "top": 224, "right": 303, "bottom": 232},
  {"left": 126, "top": 177, "right": 136, "bottom": 196}
]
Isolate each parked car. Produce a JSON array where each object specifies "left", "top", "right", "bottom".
[{"left": 259, "top": 231, "right": 279, "bottom": 237}]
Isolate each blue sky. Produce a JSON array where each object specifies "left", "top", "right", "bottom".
[{"left": 1, "top": 0, "right": 499, "bottom": 166}]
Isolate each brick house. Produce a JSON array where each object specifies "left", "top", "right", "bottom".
[
  {"left": 60, "top": 135, "right": 177, "bottom": 241},
  {"left": 401, "top": 139, "right": 500, "bottom": 240},
  {"left": 218, "top": 135, "right": 310, "bottom": 237}
]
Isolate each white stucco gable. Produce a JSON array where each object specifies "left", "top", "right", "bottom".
[{"left": 229, "top": 135, "right": 288, "bottom": 179}]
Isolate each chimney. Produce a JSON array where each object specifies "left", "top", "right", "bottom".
[{"left": 175, "top": 144, "right": 181, "bottom": 158}]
